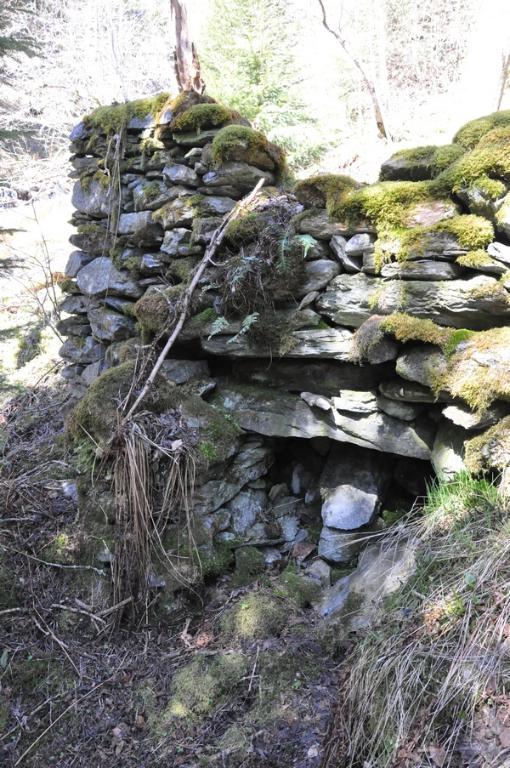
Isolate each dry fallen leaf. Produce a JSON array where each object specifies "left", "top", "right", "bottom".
[{"left": 428, "top": 745, "right": 446, "bottom": 766}]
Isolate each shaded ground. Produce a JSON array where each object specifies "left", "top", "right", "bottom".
[{"left": 0, "top": 377, "right": 338, "bottom": 767}]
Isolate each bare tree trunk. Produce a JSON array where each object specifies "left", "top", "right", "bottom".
[
  {"left": 496, "top": 52, "right": 510, "bottom": 110},
  {"left": 317, "top": 0, "right": 390, "bottom": 140},
  {"left": 170, "top": 0, "right": 204, "bottom": 93}
]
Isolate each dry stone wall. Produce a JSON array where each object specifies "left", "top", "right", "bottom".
[{"left": 61, "top": 92, "right": 510, "bottom": 587}]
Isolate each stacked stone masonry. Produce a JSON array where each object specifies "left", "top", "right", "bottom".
[{"left": 61, "top": 93, "right": 510, "bottom": 581}]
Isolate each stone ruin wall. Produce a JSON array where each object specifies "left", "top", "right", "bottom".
[{"left": 59, "top": 92, "right": 510, "bottom": 604}]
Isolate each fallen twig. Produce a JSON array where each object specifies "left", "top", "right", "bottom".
[{"left": 14, "top": 677, "right": 114, "bottom": 766}]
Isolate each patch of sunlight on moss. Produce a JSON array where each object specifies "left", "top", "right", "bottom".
[{"left": 211, "top": 125, "right": 286, "bottom": 175}]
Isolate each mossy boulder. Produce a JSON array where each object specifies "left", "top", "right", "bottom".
[
  {"left": 170, "top": 103, "right": 241, "bottom": 133},
  {"left": 453, "top": 109, "right": 510, "bottom": 149},
  {"left": 380, "top": 144, "right": 465, "bottom": 181},
  {"left": 82, "top": 93, "right": 170, "bottom": 136},
  {"left": 163, "top": 653, "right": 248, "bottom": 723},
  {"left": 464, "top": 416, "right": 510, "bottom": 474},
  {"left": 133, "top": 285, "right": 184, "bottom": 335},
  {"left": 380, "top": 317, "right": 510, "bottom": 413},
  {"left": 434, "top": 125, "right": 510, "bottom": 202},
  {"left": 211, "top": 125, "right": 286, "bottom": 175},
  {"left": 294, "top": 173, "right": 361, "bottom": 218},
  {"left": 66, "top": 361, "right": 175, "bottom": 442}
]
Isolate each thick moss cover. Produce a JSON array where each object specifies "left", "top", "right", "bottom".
[
  {"left": 170, "top": 103, "right": 240, "bottom": 132},
  {"left": 453, "top": 109, "right": 510, "bottom": 149},
  {"left": 294, "top": 173, "right": 361, "bottom": 218},
  {"left": 211, "top": 125, "right": 286, "bottom": 175},
  {"left": 433, "top": 125, "right": 510, "bottom": 200},
  {"left": 83, "top": 93, "right": 170, "bottom": 135},
  {"left": 66, "top": 362, "right": 176, "bottom": 442}
]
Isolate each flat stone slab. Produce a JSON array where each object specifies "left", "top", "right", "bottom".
[
  {"left": 202, "top": 327, "right": 357, "bottom": 360},
  {"left": 316, "top": 273, "right": 510, "bottom": 329},
  {"left": 214, "top": 385, "right": 435, "bottom": 460}
]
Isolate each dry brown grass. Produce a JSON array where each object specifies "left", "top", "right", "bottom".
[{"left": 323, "top": 474, "right": 510, "bottom": 768}]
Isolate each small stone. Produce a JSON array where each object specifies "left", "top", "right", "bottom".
[
  {"left": 488, "top": 241, "right": 510, "bottom": 266},
  {"left": 87, "top": 307, "right": 135, "bottom": 342},
  {"left": 431, "top": 420, "right": 467, "bottom": 480},
  {"left": 162, "top": 163, "right": 199, "bottom": 187},
  {"left": 376, "top": 394, "right": 424, "bottom": 422},
  {"left": 319, "top": 444, "right": 392, "bottom": 530},
  {"left": 65, "top": 250, "right": 94, "bottom": 278},
  {"left": 59, "top": 335, "right": 104, "bottom": 364},
  {"left": 318, "top": 527, "right": 365, "bottom": 564},
  {"left": 442, "top": 402, "right": 505, "bottom": 431},
  {"left": 396, "top": 346, "right": 448, "bottom": 389},
  {"left": 301, "top": 259, "right": 340, "bottom": 293}
]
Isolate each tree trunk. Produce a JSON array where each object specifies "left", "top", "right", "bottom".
[
  {"left": 317, "top": 0, "right": 390, "bottom": 140},
  {"left": 496, "top": 52, "right": 510, "bottom": 110},
  {"left": 170, "top": 0, "right": 204, "bottom": 93}
]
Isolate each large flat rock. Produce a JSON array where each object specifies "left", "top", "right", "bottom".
[
  {"left": 202, "top": 326, "right": 356, "bottom": 360},
  {"left": 214, "top": 385, "right": 435, "bottom": 459},
  {"left": 316, "top": 273, "right": 510, "bottom": 329}
]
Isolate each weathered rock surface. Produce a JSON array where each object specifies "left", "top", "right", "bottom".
[
  {"left": 320, "top": 445, "right": 392, "bottom": 530},
  {"left": 59, "top": 335, "right": 104, "bottom": 364},
  {"left": 65, "top": 250, "right": 94, "bottom": 278},
  {"left": 72, "top": 178, "right": 113, "bottom": 218},
  {"left": 396, "top": 346, "right": 448, "bottom": 389},
  {"left": 215, "top": 386, "right": 434, "bottom": 459},
  {"left": 76, "top": 257, "right": 143, "bottom": 298},
  {"left": 317, "top": 273, "right": 510, "bottom": 329},
  {"left": 87, "top": 307, "right": 135, "bottom": 342},
  {"left": 431, "top": 420, "right": 467, "bottom": 480}
]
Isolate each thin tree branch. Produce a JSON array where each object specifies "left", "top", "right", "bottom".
[
  {"left": 124, "top": 179, "right": 265, "bottom": 420},
  {"left": 316, "top": 0, "right": 390, "bottom": 140}
]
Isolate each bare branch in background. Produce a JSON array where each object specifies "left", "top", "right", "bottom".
[
  {"left": 169, "top": 0, "right": 204, "bottom": 93},
  {"left": 496, "top": 52, "right": 510, "bottom": 111},
  {"left": 316, "top": 0, "right": 390, "bottom": 140}
]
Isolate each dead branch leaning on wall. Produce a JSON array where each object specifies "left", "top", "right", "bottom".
[{"left": 124, "top": 178, "right": 265, "bottom": 420}]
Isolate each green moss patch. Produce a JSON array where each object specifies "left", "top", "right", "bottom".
[
  {"left": 83, "top": 93, "right": 170, "bottom": 135},
  {"left": 66, "top": 361, "right": 175, "bottom": 442},
  {"left": 294, "top": 173, "right": 361, "bottom": 218},
  {"left": 378, "top": 316, "right": 510, "bottom": 411},
  {"left": 456, "top": 250, "right": 495, "bottom": 269},
  {"left": 220, "top": 591, "right": 287, "bottom": 641},
  {"left": 133, "top": 285, "right": 184, "bottom": 336},
  {"left": 164, "top": 653, "right": 248, "bottom": 722},
  {"left": 170, "top": 103, "right": 240, "bottom": 132},
  {"left": 453, "top": 109, "right": 510, "bottom": 149},
  {"left": 211, "top": 125, "right": 286, "bottom": 175},
  {"left": 380, "top": 313, "right": 453, "bottom": 348},
  {"left": 464, "top": 416, "right": 510, "bottom": 474},
  {"left": 234, "top": 546, "right": 265, "bottom": 585}
]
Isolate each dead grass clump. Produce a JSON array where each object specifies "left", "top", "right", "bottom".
[{"left": 323, "top": 473, "right": 509, "bottom": 768}]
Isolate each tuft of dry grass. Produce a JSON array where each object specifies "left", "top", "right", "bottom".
[{"left": 323, "top": 473, "right": 510, "bottom": 768}]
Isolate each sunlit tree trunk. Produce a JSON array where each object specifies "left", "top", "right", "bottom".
[{"left": 169, "top": 0, "right": 204, "bottom": 93}]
